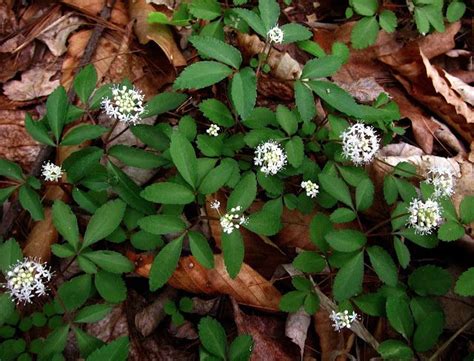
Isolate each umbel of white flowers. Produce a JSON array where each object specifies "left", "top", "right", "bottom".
[
  {"left": 301, "top": 180, "right": 319, "bottom": 198},
  {"left": 101, "top": 85, "right": 145, "bottom": 125},
  {"left": 210, "top": 200, "right": 248, "bottom": 235},
  {"left": 407, "top": 198, "right": 442, "bottom": 235},
  {"left": 41, "top": 161, "right": 63, "bottom": 182},
  {"left": 329, "top": 310, "right": 358, "bottom": 332},
  {"left": 341, "top": 123, "right": 380, "bottom": 166},
  {"left": 267, "top": 25, "right": 284, "bottom": 44},
  {"left": 206, "top": 124, "right": 220, "bottom": 137},
  {"left": 426, "top": 164, "right": 456, "bottom": 198},
  {"left": 254, "top": 140, "right": 287, "bottom": 176},
  {"left": 3, "top": 258, "right": 52, "bottom": 304}
]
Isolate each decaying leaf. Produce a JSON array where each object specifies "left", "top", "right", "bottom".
[
  {"left": 23, "top": 208, "right": 58, "bottom": 262},
  {"left": 37, "top": 14, "right": 85, "bottom": 56},
  {"left": 62, "top": 0, "right": 129, "bottom": 26},
  {"left": 131, "top": 253, "right": 282, "bottom": 311},
  {"left": 443, "top": 70, "right": 474, "bottom": 107},
  {"left": 3, "top": 67, "right": 60, "bottom": 101},
  {"left": 285, "top": 308, "right": 311, "bottom": 359}
]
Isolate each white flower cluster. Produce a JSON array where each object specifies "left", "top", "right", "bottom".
[
  {"left": 329, "top": 310, "right": 358, "bottom": 332},
  {"left": 3, "top": 258, "right": 52, "bottom": 304},
  {"left": 301, "top": 180, "right": 319, "bottom": 198},
  {"left": 210, "top": 200, "right": 248, "bottom": 234},
  {"left": 407, "top": 198, "right": 442, "bottom": 235},
  {"left": 206, "top": 124, "right": 220, "bottom": 137},
  {"left": 341, "top": 123, "right": 380, "bottom": 166},
  {"left": 101, "top": 85, "right": 145, "bottom": 125},
  {"left": 254, "top": 140, "right": 287, "bottom": 176},
  {"left": 426, "top": 164, "right": 456, "bottom": 198},
  {"left": 267, "top": 25, "right": 284, "bottom": 44},
  {"left": 41, "top": 161, "right": 63, "bottom": 182}
]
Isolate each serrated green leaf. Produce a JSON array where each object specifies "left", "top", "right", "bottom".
[
  {"left": 141, "top": 182, "right": 195, "bottom": 204},
  {"left": 198, "top": 317, "right": 227, "bottom": 359},
  {"left": 352, "top": 0, "right": 378, "bottom": 16},
  {"left": 232, "top": 9, "right": 266, "bottom": 37},
  {"left": 326, "top": 229, "right": 366, "bottom": 252},
  {"left": 174, "top": 61, "right": 232, "bottom": 90},
  {"left": 460, "top": 195, "right": 474, "bottom": 224},
  {"left": 83, "top": 250, "right": 133, "bottom": 274},
  {"left": 198, "top": 159, "right": 235, "bottom": 194},
  {"left": 245, "top": 207, "right": 282, "bottom": 236},
  {"left": 355, "top": 178, "right": 374, "bottom": 211},
  {"left": 446, "top": 1, "right": 466, "bottom": 22},
  {"left": 0, "top": 239, "right": 23, "bottom": 273},
  {"left": 301, "top": 55, "right": 343, "bottom": 79},
  {"left": 393, "top": 237, "right": 410, "bottom": 269},
  {"left": 95, "top": 271, "right": 127, "bottom": 303},
  {"left": 413, "top": 311, "right": 444, "bottom": 352},
  {"left": 138, "top": 215, "right": 186, "bottom": 235},
  {"left": 354, "top": 292, "right": 385, "bottom": 316},
  {"left": 318, "top": 173, "right": 352, "bottom": 207},
  {"left": 386, "top": 296, "right": 414, "bottom": 339},
  {"left": 199, "top": 99, "right": 234, "bottom": 127},
  {"left": 63, "top": 146, "right": 103, "bottom": 183},
  {"left": 189, "top": 35, "right": 242, "bottom": 69},
  {"left": 379, "top": 9, "right": 397, "bottom": 32},
  {"left": 350, "top": 16, "right": 379, "bottom": 49},
  {"left": 329, "top": 208, "right": 356, "bottom": 223},
  {"left": 227, "top": 172, "right": 257, "bottom": 212},
  {"left": 74, "top": 304, "right": 113, "bottom": 323},
  {"left": 61, "top": 124, "right": 108, "bottom": 146},
  {"left": 383, "top": 175, "right": 398, "bottom": 204},
  {"left": 333, "top": 251, "right": 364, "bottom": 301},
  {"left": 293, "top": 251, "right": 326, "bottom": 273},
  {"left": 0, "top": 294, "right": 15, "bottom": 326},
  {"left": 229, "top": 334, "right": 253, "bottom": 361},
  {"left": 285, "top": 136, "right": 304, "bottom": 168},
  {"left": 408, "top": 265, "right": 452, "bottom": 296},
  {"left": 57, "top": 274, "right": 92, "bottom": 312},
  {"left": 222, "top": 230, "right": 244, "bottom": 278},
  {"left": 309, "top": 213, "right": 332, "bottom": 251},
  {"left": 230, "top": 67, "right": 257, "bottom": 120},
  {"left": 52, "top": 200, "right": 80, "bottom": 250},
  {"left": 0, "top": 158, "right": 24, "bottom": 181},
  {"left": 149, "top": 235, "right": 184, "bottom": 291},
  {"left": 438, "top": 221, "right": 465, "bottom": 241},
  {"left": 454, "top": 267, "right": 474, "bottom": 296},
  {"left": 294, "top": 80, "right": 316, "bottom": 123},
  {"left": 108, "top": 145, "right": 164, "bottom": 169},
  {"left": 170, "top": 130, "right": 198, "bottom": 189},
  {"left": 279, "top": 290, "right": 306, "bottom": 312},
  {"left": 276, "top": 105, "right": 298, "bottom": 136},
  {"left": 0, "top": 185, "right": 16, "bottom": 204},
  {"left": 189, "top": 231, "right": 214, "bottom": 269},
  {"left": 86, "top": 336, "right": 128, "bottom": 361},
  {"left": 46, "top": 86, "right": 68, "bottom": 142},
  {"left": 377, "top": 339, "right": 413, "bottom": 360},
  {"left": 367, "top": 245, "right": 398, "bottom": 286},
  {"left": 259, "top": 0, "right": 280, "bottom": 32},
  {"left": 189, "top": 0, "right": 221, "bottom": 20},
  {"left": 19, "top": 184, "right": 43, "bottom": 221},
  {"left": 83, "top": 199, "right": 126, "bottom": 249},
  {"left": 25, "top": 114, "right": 55, "bottom": 146},
  {"left": 42, "top": 325, "right": 70, "bottom": 357},
  {"left": 74, "top": 65, "right": 97, "bottom": 104},
  {"left": 280, "top": 23, "right": 312, "bottom": 43},
  {"left": 142, "top": 92, "right": 188, "bottom": 118}
]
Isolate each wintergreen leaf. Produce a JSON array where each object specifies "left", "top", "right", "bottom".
[
  {"left": 227, "top": 172, "right": 257, "bottom": 212},
  {"left": 86, "top": 336, "right": 129, "bottom": 361},
  {"left": 95, "top": 271, "right": 127, "bottom": 303},
  {"left": 319, "top": 173, "right": 352, "bottom": 208},
  {"left": 83, "top": 250, "right": 134, "bottom": 274},
  {"left": 408, "top": 265, "right": 452, "bottom": 296},
  {"left": 141, "top": 92, "right": 188, "bottom": 118},
  {"left": 138, "top": 215, "right": 186, "bottom": 235},
  {"left": 141, "top": 182, "right": 195, "bottom": 204},
  {"left": 285, "top": 136, "right": 304, "bottom": 168},
  {"left": 379, "top": 10, "right": 397, "bottom": 32},
  {"left": 46, "top": 86, "right": 68, "bottom": 142},
  {"left": 25, "top": 114, "right": 55, "bottom": 146},
  {"left": 174, "top": 61, "right": 232, "bottom": 90},
  {"left": 74, "top": 304, "right": 113, "bottom": 323},
  {"left": 42, "top": 325, "right": 70, "bottom": 357},
  {"left": 149, "top": 235, "right": 184, "bottom": 291},
  {"left": 189, "top": 231, "right": 214, "bottom": 269},
  {"left": 230, "top": 67, "right": 257, "bottom": 120},
  {"left": 0, "top": 239, "right": 23, "bottom": 272},
  {"left": 280, "top": 23, "right": 312, "bottom": 43},
  {"left": 83, "top": 199, "right": 126, "bottom": 249},
  {"left": 276, "top": 105, "right": 298, "bottom": 136},
  {"left": 350, "top": 16, "right": 379, "bottom": 49},
  {"left": 198, "top": 317, "right": 227, "bottom": 359},
  {"left": 229, "top": 334, "right": 253, "bottom": 361},
  {"left": 393, "top": 237, "right": 410, "bottom": 269},
  {"left": 279, "top": 291, "right": 306, "bottom": 312},
  {"left": 301, "top": 55, "right": 343, "bottom": 79},
  {"left": 355, "top": 178, "right": 374, "bottom": 211},
  {"left": 460, "top": 195, "right": 474, "bottom": 224},
  {"left": 232, "top": 9, "right": 266, "bottom": 37},
  {"left": 333, "top": 251, "right": 364, "bottom": 301},
  {"left": 329, "top": 208, "right": 356, "bottom": 223},
  {"left": 0, "top": 158, "right": 24, "bottom": 181},
  {"left": 170, "top": 130, "right": 198, "bottom": 189},
  {"left": 326, "top": 229, "right": 366, "bottom": 252},
  {"left": 377, "top": 340, "right": 413, "bottom": 360},
  {"left": 189, "top": 35, "right": 242, "bottom": 69},
  {"left": 61, "top": 124, "right": 108, "bottom": 146},
  {"left": 438, "top": 221, "right": 465, "bottom": 241},
  {"left": 446, "top": 1, "right": 466, "bottom": 22},
  {"left": 294, "top": 80, "right": 316, "bottom": 123},
  {"left": 259, "top": 0, "right": 280, "bottom": 32},
  {"left": 413, "top": 311, "right": 444, "bottom": 352},
  {"left": 367, "top": 246, "right": 398, "bottom": 286},
  {"left": 293, "top": 251, "right": 326, "bottom": 273},
  {"left": 74, "top": 65, "right": 97, "bottom": 104},
  {"left": 52, "top": 200, "right": 80, "bottom": 250},
  {"left": 108, "top": 145, "right": 164, "bottom": 169},
  {"left": 454, "top": 267, "right": 474, "bottom": 296},
  {"left": 189, "top": 0, "right": 221, "bottom": 20},
  {"left": 199, "top": 99, "right": 234, "bottom": 127},
  {"left": 352, "top": 0, "right": 378, "bottom": 16},
  {"left": 386, "top": 296, "right": 414, "bottom": 339},
  {"left": 222, "top": 230, "right": 244, "bottom": 278},
  {"left": 19, "top": 184, "right": 43, "bottom": 221},
  {"left": 57, "top": 274, "right": 92, "bottom": 312},
  {"left": 198, "top": 159, "right": 235, "bottom": 194}
]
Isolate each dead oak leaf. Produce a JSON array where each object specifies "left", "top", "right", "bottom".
[
  {"left": 37, "top": 14, "right": 85, "bottom": 57},
  {"left": 3, "top": 67, "right": 60, "bottom": 101}
]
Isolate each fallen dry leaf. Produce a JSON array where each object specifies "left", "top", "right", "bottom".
[
  {"left": 62, "top": 0, "right": 129, "bottom": 27},
  {"left": 285, "top": 308, "right": 311, "bottom": 359},
  {"left": 131, "top": 253, "right": 282, "bottom": 311},
  {"left": 443, "top": 70, "right": 474, "bottom": 107},
  {"left": 168, "top": 321, "right": 198, "bottom": 340},
  {"left": 129, "top": 0, "right": 186, "bottom": 67},
  {"left": 23, "top": 208, "right": 58, "bottom": 262},
  {"left": 314, "top": 310, "right": 346, "bottom": 361},
  {"left": 3, "top": 67, "right": 60, "bottom": 101},
  {"left": 37, "top": 14, "right": 85, "bottom": 56},
  {"left": 335, "top": 77, "right": 388, "bottom": 104}
]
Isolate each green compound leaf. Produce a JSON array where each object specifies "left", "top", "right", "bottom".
[
  {"left": 95, "top": 271, "right": 127, "bottom": 303},
  {"left": 0, "top": 239, "right": 23, "bottom": 273},
  {"left": 227, "top": 172, "right": 257, "bottom": 212},
  {"left": 232, "top": 9, "right": 266, "bottom": 37},
  {"left": 0, "top": 158, "right": 24, "bottom": 181},
  {"left": 333, "top": 251, "right": 364, "bottom": 301},
  {"left": 25, "top": 113, "right": 55, "bottom": 146},
  {"left": 149, "top": 235, "right": 184, "bottom": 291},
  {"left": 41, "top": 325, "right": 70, "bottom": 358},
  {"left": 198, "top": 159, "right": 235, "bottom": 194},
  {"left": 19, "top": 184, "right": 44, "bottom": 221},
  {"left": 379, "top": 10, "right": 397, "bottom": 32},
  {"left": 413, "top": 311, "right": 444, "bottom": 352},
  {"left": 189, "top": 0, "right": 221, "bottom": 20},
  {"left": 259, "top": 0, "right": 280, "bottom": 32},
  {"left": 61, "top": 124, "right": 108, "bottom": 146},
  {"left": 83, "top": 250, "right": 134, "bottom": 274},
  {"left": 279, "top": 290, "right": 307, "bottom": 312},
  {"left": 74, "top": 64, "right": 97, "bottom": 104},
  {"left": 138, "top": 215, "right": 186, "bottom": 235},
  {"left": 199, "top": 99, "right": 235, "bottom": 127},
  {"left": 293, "top": 251, "right": 326, "bottom": 273},
  {"left": 393, "top": 237, "right": 410, "bottom": 269},
  {"left": 285, "top": 136, "right": 304, "bottom": 168},
  {"left": 460, "top": 195, "right": 474, "bottom": 224},
  {"left": 142, "top": 92, "right": 188, "bottom": 118},
  {"left": 352, "top": 0, "right": 378, "bottom": 16},
  {"left": 46, "top": 86, "right": 68, "bottom": 142},
  {"left": 52, "top": 200, "right": 80, "bottom": 250},
  {"left": 229, "top": 334, "right": 253, "bottom": 361},
  {"left": 74, "top": 304, "right": 113, "bottom": 323},
  {"left": 276, "top": 105, "right": 298, "bottom": 136},
  {"left": 189, "top": 35, "right": 242, "bottom": 69},
  {"left": 141, "top": 182, "right": 195, "bottom": 205},
  {"left": 446, "top": 1, "right": 466, "bottom": 22},
  {"left": 326, "top": 229, "right": 366, "bottom": 252},
  {"left": 294, "top": 80, "right": 316, "bottom": 123},
  {"left": 174, "top": 61, "right": 232, "bottom": 90},
  {"left": 355, "top": 178, "right": 374, "bottom": 211},
  {"left": 437, "top": 221, "right": 465, "bottom": 242},
  {"left": 367, "top": 245, "right": 398, "bottom": 286},
  {"left": 189, "top": 231, "right": 215, "bottom": 269},
  {"left": 57, "top": 274, "right": 92, "bottom": 312},
  {"left": 230, "top": 67, "right": 257, "bottom": 120},
  {"left": 170, "top": 130, "right": 198, "bottom": 189},
  {"left": 222, "top": 230, "right": 244, "bottom": 279},
  {"left": 108, "top": 145, "right": 165, "bottom": 170},
  {"left": 377, "top": 339, "right": 413, "bottom": 360},
  {"left": 86, "top": 336, "right": 129, "bottom": 361},
  {"left": 280, "top": 23, "right": 312, "bottom": 44},
  {"left": 198, "top": 317, "right": 227, "bottom": 359},
  {"left": 454, "top": 267, "right": 474, "bottom": 296},
  {"left": 319, "top": 173, "right": 353, "bottom": 208},
  {"left": 350, "top": 16, "right": 379, "bottom": 49},
  {"left": 408, "top": 265, "right": 452, "bottom": 296},
  {"left": 301, "top": 55, "right": 343, "bottom": 79},
  {"left": 386, "top": 296, "right": 414, "bottom": 340}
]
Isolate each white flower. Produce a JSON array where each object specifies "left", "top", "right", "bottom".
[
  {"left": 329, "top": 310, "right": 358, "bottom": 332},
  {"left": 3, "top": 258, "right": 52, "bottom": 304},
  {"left": 254, "top": 140, "right": 287, "bottom": 176},
  {"left": 41, "top": 161, "right": 63, "bottom": 182},
  {"left": 210, "top": 201, "right": 247, "bottom": 234},
  {"left": 301, "top": 180, "right": 319, "bottom": 198},
  {"left": 101, "top": 85, "right": 145, "bottom": 125},
  {"left": 407, "top": 198, "right": 442, "bottom": 235},
  {"left": 426, "top": 164, "right": 456, "bottom": 198},
  {"left": 210, "top": 200, "right": 221, "bottom": 210},
  {"left": 267, "top": 25, "right": 284, "bottom": 44},
  {"left": 341, "top": 123, "right": 380, "bottom": 166},
  {"left": 207, "top": 124, "right": 220, "bottom": 137}
]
